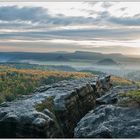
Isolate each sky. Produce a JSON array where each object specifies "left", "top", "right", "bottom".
[{"left": 0, "top": 2, "right": 140, "bottom": 55}]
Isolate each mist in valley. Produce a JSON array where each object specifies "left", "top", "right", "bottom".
[{"left": 17, "top": 57, "right": 140, "bottom": 82}]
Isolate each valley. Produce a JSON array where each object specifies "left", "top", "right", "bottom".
[
  {"left": 0, "top": 52, "right": 139, "bottom": 138},
  {"left": 0, "top": 51, "right": 140, "bottom": 81}
]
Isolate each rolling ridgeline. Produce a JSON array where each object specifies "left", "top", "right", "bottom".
[
  {"left": 0, "top": 63, "right": 140, "bottom": 138},
  {"left": 0, "top": 51, "right": 139, "bottom": 63}
]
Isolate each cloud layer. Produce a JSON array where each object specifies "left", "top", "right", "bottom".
[{"left": 0, "top": 2, "right": 140, "bottom": 55}]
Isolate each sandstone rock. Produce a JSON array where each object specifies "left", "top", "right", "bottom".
[
  {"left": 96, "top": 75, "right": 112, "bottom": 96},
  {"left": 0, "top": 76, "right": 111, "bottom": 138},
  {"left": 96, "top": 85, "right": 138, "bottom": 105},
  {"left": 74, "top": 105, "right": 140, "bottom": 138}
]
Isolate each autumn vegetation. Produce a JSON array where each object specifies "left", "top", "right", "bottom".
[
  {"left": 111, "top": 75, "right": 134, "bottom": 86},
  {"left": 0, "top": 63, "right": 136, "bottom": 104},
  {"left": 0, "top": 65, "right": 93, "bottom": 103}
]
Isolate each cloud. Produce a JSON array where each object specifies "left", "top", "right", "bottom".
[
  {"left": 82, "top": 45, "right": 140, "bottom": 55},
  {"left": 0, "top": 40, "right": 80, "bottom": 52},
  {"left": 0, "top": 28, "right": 138, "bottom": 41},
  {"left": 108, "top": 16, "right": 140, "bottom": 26},
  {"left": 0, "top": 4, "right": 140, "bottom": 29},
  {"left": 0, "top": 5, "right": 97, "bottom": 26},
  {"left": 0, "top": 2, "right": 140, "bottom": 54},
  {"left": 0, "top": 6, "right": 47, "bottom": 22},
  {"left": 101, "top": 2, "right": 113, "bottom": 8}
]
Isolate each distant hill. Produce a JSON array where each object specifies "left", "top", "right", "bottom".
[
  {"left": 97, "top": 58, "right": 118, "bottom": 65},
  {"left": 0, "top": 51, "right": 138, "bottom": 63},
  {"left": 55, "top": 55, "right": 69, "bottom": 61}
]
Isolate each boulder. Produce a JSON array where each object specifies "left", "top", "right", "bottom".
[{"left": 74, "top": 105, "right": 140, "bottom": 138}]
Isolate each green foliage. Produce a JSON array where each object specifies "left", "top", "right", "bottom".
[
  {"left": 0, "top": 65, "right": 92, "bottom": 104},
  {"left": 0, "top": 96, "right": 4, "bottom": 103},
  {"left": 124, "top": 90, "right": 140, "bottom": 104},
  {"left": 119, "top": 90, "right": 140, "bottom": 106},
  {"left": 35, "top": 96, "right": 54, "bottom": 112},
  {"left": 135, "top": 82, "right": 140, "bottom": 87}
]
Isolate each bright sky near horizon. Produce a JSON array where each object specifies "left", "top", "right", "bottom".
[{"left": 0, "top": 2, "right": 140, "bottom": 55}]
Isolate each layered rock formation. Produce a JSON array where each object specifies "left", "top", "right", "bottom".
[
  {"left": 74, "top": 85, "right": 140, "bottom": 138},
  {"left": 0, "top": 76, "right": 111, "bottom": 138}
]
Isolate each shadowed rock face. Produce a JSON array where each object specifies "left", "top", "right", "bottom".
[{"left": 0, "top": 76, "right": 111, "bottom": 138}]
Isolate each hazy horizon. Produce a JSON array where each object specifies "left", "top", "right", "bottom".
[{"left": 0, "top": 2, "right": 140, "bottom": 55}]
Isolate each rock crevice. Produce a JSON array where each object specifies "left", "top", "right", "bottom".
[
  {"left": 0, "top": 76, "right": 111, "bottom": 138},
  {"left": 74, "top": 85, "right": 140, "bottom": 138}
]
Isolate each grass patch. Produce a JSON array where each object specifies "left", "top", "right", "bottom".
[
  {"left": 111, "top": 76, "right": 134, "bottom": 86},
  {"left": 135, "top": 81, "right": 140, "bottom": 87},
  {"left": 0, "top": 65, "right": 93, "bottom": 103},
  {"left": 118, "top": 90, "right": 140, "bottom": 107},
  {"left": 122, "top": 90, "right": 140, "bottom": 105},
  {"left": 35, "top": 96, "right": 55, "bottom": 113}
]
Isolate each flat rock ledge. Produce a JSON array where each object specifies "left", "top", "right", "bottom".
[{"left": 0, "top": 76, "right": 111, "bottom": 138}]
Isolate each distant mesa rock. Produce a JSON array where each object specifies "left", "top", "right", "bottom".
[
  {"left": 55, "top": 55, "right": 69, "bottom": 61},
  {"left": 97, "top": 58, "right": 118, "bottom": 65}
]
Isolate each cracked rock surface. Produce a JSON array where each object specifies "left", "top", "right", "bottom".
[
  {"left": 0, "top": 76, "right": 111, "bottom": 138},
  {"left": 74, "top": 85, "right": 140, "bottom": 138}
]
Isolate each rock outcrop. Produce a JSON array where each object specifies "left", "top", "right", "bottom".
[
  {"left": 74, "top": 85, "right": 140, "bottom": 138},
  {"left": 0, "top": 76, "right": 111, "bottom": 138},
  {"left": 74, "top": 105, "right": 140, "bottom": 138},
  {"left": 96, "top": 86, "right": 137, "bottom": 105}
]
